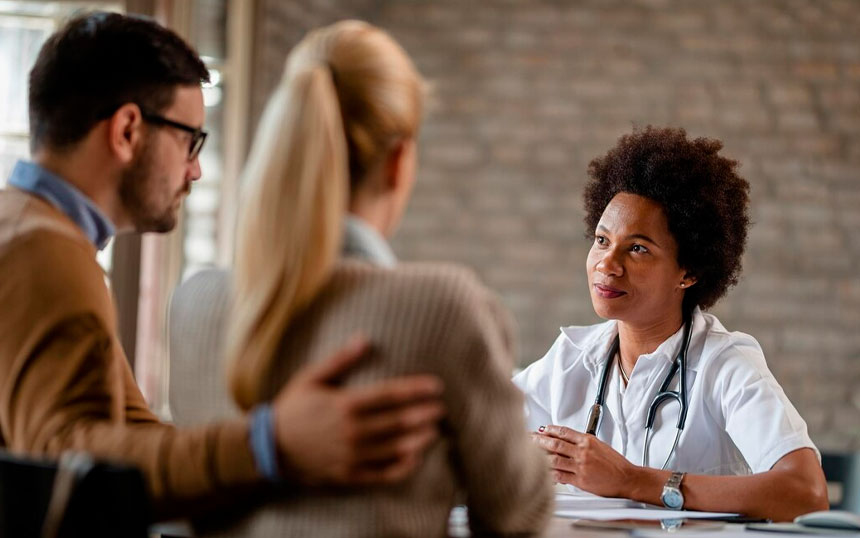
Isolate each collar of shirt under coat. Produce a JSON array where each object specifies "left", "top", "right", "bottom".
[
  {"left": 341, "top": 215, "right": 397, "bottom": 267},
  {"left": 560, "top": 306, "right": 706, "bottom": 379},
  {"left": 6, "top": 160, "right": 115, "bottom": 250}
]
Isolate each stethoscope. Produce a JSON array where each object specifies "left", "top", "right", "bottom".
[{"left": 585, "top": 314, "right": 693, "bottom": 470}]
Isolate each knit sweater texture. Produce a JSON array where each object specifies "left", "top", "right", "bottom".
[{"left": 170, "top": 261, "right": 553, "bottom": 537}]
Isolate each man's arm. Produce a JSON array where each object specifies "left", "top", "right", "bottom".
[
  {"left": 1, "top": 312, "right": 261, "bottom": 520},
  {"left": 1, "top": 235, "right": 446, "bottom": 521},
  {"left": 4, "top": 315, "right": 446, "bottom": 519}
]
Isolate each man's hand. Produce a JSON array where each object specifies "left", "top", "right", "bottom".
[
  {"left": 533, "top": 425, "right": 636, "bottom": 498},
  {"left": 271, "top": 335, "right": 445, "bottom": 486}
]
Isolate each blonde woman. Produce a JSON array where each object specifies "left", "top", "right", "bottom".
[{"left": 193, "top": 21, "right": 553, "bottom": 537}]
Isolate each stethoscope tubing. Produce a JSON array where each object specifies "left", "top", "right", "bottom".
[{"left": 585, "top": 313, "right": 693, "bottom": 470}]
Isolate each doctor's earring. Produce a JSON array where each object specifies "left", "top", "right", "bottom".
[{"left": 680, "top": 282, "right": 686, "bottom": 288}]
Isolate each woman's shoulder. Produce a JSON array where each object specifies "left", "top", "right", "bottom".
[
  {"left": 328, "top": 259, "right": 514, "bottom": 352},
  {"left": 335, "top": 258, "right": 481, "bottom": 281},
  {"left": 694, "top": 310, "right": 768, "bottom": 375},
  {"left": 515, "top": 319, "right": 612, "bottom": 384},
  {"left": 331, "top": 259, "right": 495, "bottom": 306},
  {"left": 559, "top": 319, "right": 615, "bottom": 352}
]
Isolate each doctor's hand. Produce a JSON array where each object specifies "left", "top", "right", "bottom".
[
  {"left": 533, "top": 425, "right": 636, "bottom": 498},
  {"left": 272, "top": 335, "right": 446, "bottom": 486}
]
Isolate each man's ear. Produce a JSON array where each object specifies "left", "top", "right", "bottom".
[{"left": 107, "top": 103, "right": 144, "bottom": 164}]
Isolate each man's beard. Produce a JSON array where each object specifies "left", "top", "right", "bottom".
[{"left": 118, "top": 138, "right": 182, "bottom": 234}]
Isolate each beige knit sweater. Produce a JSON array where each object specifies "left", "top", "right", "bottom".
[{"left": 169, "top": 260, "right": 553, "bottom": 537}]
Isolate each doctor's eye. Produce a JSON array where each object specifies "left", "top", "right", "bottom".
[
  {"left": 594, "top": 235, "right": 608, "bottom": 246},
  {"left": 631, "top": 243, "right": 649, "bottom": 254}
]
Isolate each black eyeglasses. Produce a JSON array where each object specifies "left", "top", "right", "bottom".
[{"left": 141, "top": 111, "right": 208, "bottom": 161}]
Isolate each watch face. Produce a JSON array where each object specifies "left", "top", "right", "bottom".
[{"left": 662, "top": 488, "right": 683, "bottom": 509}]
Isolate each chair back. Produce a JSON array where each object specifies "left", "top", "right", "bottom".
[
  {"left": 169, "top": 268, "right": 239, "bottom": 425},
  {"left": 821, "top": 452, "right": 860, "bottom": 513},
  {"left": 0, "top": 450, "right": 150, "bottom": 538}
]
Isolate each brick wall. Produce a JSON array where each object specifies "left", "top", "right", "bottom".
[{"left": 249, "top": 0, "right": 860, "bottom": 450}]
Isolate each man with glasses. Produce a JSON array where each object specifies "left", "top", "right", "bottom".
[{"left": 0, "top": 12, "right": 444, "bottom": 522}]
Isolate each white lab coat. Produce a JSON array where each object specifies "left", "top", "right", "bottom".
[{"left": 513, "top": 308, "right": 818, "bottom": 475}]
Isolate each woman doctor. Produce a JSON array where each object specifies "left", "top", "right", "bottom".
[{"left": 514, "top": 126, "right": 828, "bottom": 521}]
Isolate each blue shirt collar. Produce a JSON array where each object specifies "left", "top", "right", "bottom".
[
  {"left": 7, "top": 160, "right": 115, "bottom": 250},
  {"left": 342, "top": 215, "right": 397, "bottom": 267}
]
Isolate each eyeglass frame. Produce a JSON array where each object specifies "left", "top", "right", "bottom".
[{"left": 139, "top": 110, "right": 208, "bottom": 161}]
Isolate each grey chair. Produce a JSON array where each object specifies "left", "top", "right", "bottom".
[
  {"left": 168, "top": 268, "right": 239, "bottom": 426},
  {"left": 821, "top": 452, "right": 860, "bottom": 513}
]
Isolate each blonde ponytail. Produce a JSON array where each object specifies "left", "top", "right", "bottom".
[
  {"left": 228, "top": 64, "right": 348, "bottom": 409},
  {"left": 227, "top": 20, "right": 424, "bottom": 409}
]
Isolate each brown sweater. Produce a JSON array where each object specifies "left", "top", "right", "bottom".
[
  {"left": 170, "top": 261, "right": 553, "bottom": 537},
  {"left": 0, "top": 188, "right": 261, "bottom": 519}
]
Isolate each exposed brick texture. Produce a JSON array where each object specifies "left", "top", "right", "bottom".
[{"left": 250, "top": 0, "right": 860, "bottom": 450}]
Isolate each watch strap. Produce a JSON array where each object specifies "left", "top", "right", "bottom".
[{"left": 666, "top": 471, "right": 685, "bottom": 490}]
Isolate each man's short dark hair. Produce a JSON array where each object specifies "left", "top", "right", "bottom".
[{"left": 28, "top": 11, "right": 210, "bottom": 152}]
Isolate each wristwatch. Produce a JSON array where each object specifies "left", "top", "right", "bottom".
[{"left": 661, "top": 471, "right": 685, "bottom": 510}]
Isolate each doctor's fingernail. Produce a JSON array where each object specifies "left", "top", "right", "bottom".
[{"left": 538, "top": 425, "right": 546, "bottom": 433}]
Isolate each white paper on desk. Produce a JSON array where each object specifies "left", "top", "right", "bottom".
[
  {"left": 556, "top": 507, "right": 739, "bottom": 520},
  {"left": 554, "top": 492, "right": 646, "bottom": 512}
]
